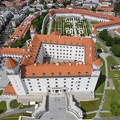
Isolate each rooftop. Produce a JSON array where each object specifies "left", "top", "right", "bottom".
[{"left": 4, "top": 84, "right": 16, "bottom": 95}]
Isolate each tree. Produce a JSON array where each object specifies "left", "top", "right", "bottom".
[
  {"left": 110, "top": 45, "right": 120, "bottom": 57},
  {"left": 106, "top": 36, "right": 114, "bottom": 46},
  {"left": 91, "top": 7, "right": 96, "bottom": 11},
  {"left": 113, "top": 36, "right": 120, "bottom": 45},
  {"left": 99, "top": 29, "right": 108, "bottom": 41},
  {"left": 114, "top": 2, "right": 120, "bottom": 14}
]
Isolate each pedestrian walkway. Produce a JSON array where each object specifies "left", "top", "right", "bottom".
[
  {"left": 95, "top": 53, "right": 110, "bottom": 118},
  {"left": 47, "top": 20, "right": 52, "bottom": 35}
]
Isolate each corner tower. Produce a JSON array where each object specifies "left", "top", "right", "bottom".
[{"left": 6, "top": 58, "right": 27, "bottom": 96}]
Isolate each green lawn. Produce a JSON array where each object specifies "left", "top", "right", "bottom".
[
  {"left": 2, "top": 113, "right": 31, "bottom": 120},
  {"left": 10, "top": 99, "right": 20, "bottom": 109},
  {"left": 84, "top": 113, "right": 96, "bottom": 119},
  {"left": 95, "top": 58, "right": 106, "bottom": 93},
  {"left": 103, "top": 56, "right": 120, "bottom": 110},
  {"left": 100, "top": 112, "right": 113, "bottom": 118},
  {"left": 81, "top": 96, "right": 101, "bottom": 112},
  {"left": 19, "top": 104, "right": 33, "bottom": 109},
  {"left": 91, "top": 21, "right": 99, "bottom": 24},
  {"left": 0, "top": 101, "right": 7, "bottom": 113},
  {"left": 0, "top": 90, "right": 3, "bottom": 95},
  {"left": 96, "top": 42, "right": 107, "bottom": 53}
]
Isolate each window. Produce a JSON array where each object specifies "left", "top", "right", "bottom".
[
  {"left": 78, "top": 72, "right": 81, "bottom": 76},
  {"left": 78, "top": 81, "right": 80, "bottom": 83},
  {"left": 71, "top": 88, "right": 73, "bottom": 90},
  {"left": 38, "top": 85, "right": 41, "bottom": 87},
  {"left": 79, "top": 78, "right": 81, "bottom": 80},
  {"left": 29, "top": 82, "right": 31, "bottom": 84},
  {"left": 39, "top": 89, "right": 41, "bottom": 91},
  {"left": 38, "top": 82, "right": 40, "bottom": 84},
  {"left": 68, "top": 72, "right": 70, "bottom": 76},
  {"left": 37, "top": 79, "right": 39, "bottom": 81},
  {"left": 64, "top": 78, "right": 66, "bottom": 80},
  {"left": 28, "top": 79, "right": 30, "bottom": 81},
  {"left": 72, "top": 78, "right": 74, "bottom": 80},
  {"left": 77, "top": 88, "right": 79, "bottom": 90},
  {"left": 64, "top": 85, "right": 66, "bottom": 87},
  {"left": 87, "top": 84, "right": 89, "bottom": 86},
  {"left": 71, "top": 81, "right": 73, "bottom": 83},
  {"left": 86, "top": 88, "right": 88, "bottom": 89},
  {"left": 47, "top": 82, "right": 49, "bottom": 84},
  {"left": 88, "top": 78, "right": 90, "bottom": 79},
  {"left": 48, "top": 85, "right": 50, "bottom": 87},
  {"left": 30, "top": 86, "right": 32, "bottom": 88},
  {"left": 64, "top": 81, "right": 66, "bottom": 83},
  {"left": 55, "top": 78, "right": 57, "bottom": 80},
  {"left": 56, "top": 85, "right": 58, "bottom": 87},
  {"left": 56, "top": 82, "right": 58, "bottom": 84},
  {"left": 31, "top": 89, "right": 33, "bottom": 91},
  {"left": 71, "top": 85, "right": 73, "bottom": 86},
  {"left": 87, "top": 81, "right": 90, "bottom": 83},
  {"left": 47, "top": 79, "right": 49, "bottom": 80}
]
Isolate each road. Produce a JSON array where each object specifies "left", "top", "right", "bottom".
[
  {"left": 0, "top": 22, "right": 13, "bottom": 48},
  {"left": 95, "top": 53, "right": 110, "bottom": 118},
  {"left": 0, "top": 106, "right": 35, "bottom": 119},
  {"left": 96, "top": 36, "right": 120, "bottom": 64}
]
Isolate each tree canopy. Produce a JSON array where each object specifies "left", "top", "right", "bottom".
[{"left": 99, "top": 29, "right": 120, "bottom": 57}]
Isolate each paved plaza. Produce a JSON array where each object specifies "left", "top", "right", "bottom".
[
  {"left": 38, "top": 95, "right": 78, "bottom": 120},
  {"left": 0, "top": 58, "right": 9, "bottom": 90}
]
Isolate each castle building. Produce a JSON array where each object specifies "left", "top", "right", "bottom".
[{"left": 1, "top": 31, "right": 102, "bottom": 101}]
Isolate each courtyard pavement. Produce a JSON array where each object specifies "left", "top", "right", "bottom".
[{"left": 38, "top": 94, "right": 78, "bottom": 120}]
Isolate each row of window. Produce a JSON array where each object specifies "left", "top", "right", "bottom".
[
  {"left": 25, "top": 78, "right": 91, "bottom": 81},
  {"left": 44, "top": 44, "right": 84, "bottom": 50}
]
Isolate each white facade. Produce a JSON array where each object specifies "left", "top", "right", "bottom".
[{"left": 23, "top": 75, "right": 99, "bottom": 94}]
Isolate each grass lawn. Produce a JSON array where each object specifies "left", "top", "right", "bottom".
[
  {"left": 2, "top": 113, "right": 31, "bottom": 120},
  {"left": 96, "top": 42, "right": 107, "bottom": 53},
  {"left": 84, "top": 113, "right": 96, "bottom": 119},
  {"left": 91, "top": 21, "right": 99, "bottom": 24},
  {"left": 0, "top": 101, "right": 7, "bottom": 113},
  {"left": 103, "top": 56, "right": 120, "bottom": 110},
  {"left": 10, "top": 99, "right": 20, "bottom": 109},
  {"left": 100, "top": 112, "right": 113, "bottom": 118},
  {"left": 81, "top": 96, "right": 101, "bottom": 112},
  {"left": 95, "top": 58, "right": 106, "bottom": 93},
  {"left": 19, "top": 104, "right": 33, "bottom": 109},
  {"left": 0, "top": 90, "right": 3, "bottom": 95}
]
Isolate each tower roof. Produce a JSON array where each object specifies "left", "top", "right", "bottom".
[
  {"left": 93, "top": 59, "right": 102, "bottom": 67},
  {"left": 6, "top": 58, "right": 17, "bottom": 69},
  {"left": 4, "top": 84, "right": 16, "bottom": 95}
]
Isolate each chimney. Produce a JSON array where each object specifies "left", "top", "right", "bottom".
[
  {"left": 28, "top": 54, "right": 30, "bottom": 58},
  {"left": 27, "top": 49, "right": 30, "bottom": 52},
  {"left": 76, "top": 62, "right": 78, "bottom": 65},
  {"left": 69, "top": 62, "right": 72, "bottom": 66},
  {"left": 34, "top": 63, "right": 36, "bottom": 66},
  {"left": 56, "top": 62, "right": 59, "bottom": 66}
]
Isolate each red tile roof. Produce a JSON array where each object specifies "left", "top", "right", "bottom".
[
  {"left": 20, "top": 31, "right": 98, "bottom": 77},
  {"left": 93, "top": 59, "right": 102, "bottom": 66},
  {"left": 48, "top": 9, "right": 119, "bottom": 34},
  {"left": 6, "top": 58, "right": 17, "bottom": 69},
  {"left": 0, "top": 47, "right": 25, "bottom": 56},
  {"left": 116, "top": 28, "right": 120, "bottom": 34},
  {"left": 4, "top": 84, "right": 16, "bottom": 95}
]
